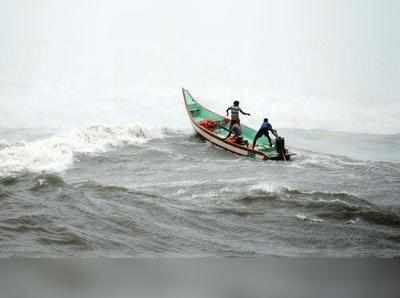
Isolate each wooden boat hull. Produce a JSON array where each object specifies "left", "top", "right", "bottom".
[{"left": 182, "top": 88, "right": 292, "bottom": 161}]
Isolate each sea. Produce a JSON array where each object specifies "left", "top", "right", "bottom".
[{"left": 0, "top": 124, "right": 399, "bottom": 257}]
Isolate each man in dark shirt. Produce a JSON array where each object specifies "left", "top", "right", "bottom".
[{"left": 252, "top": 118, "right": 278, "bottom": 149}]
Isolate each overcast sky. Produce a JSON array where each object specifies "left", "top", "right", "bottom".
[{"left": 0, "top": 0, "right": 399, "bottom": 133}]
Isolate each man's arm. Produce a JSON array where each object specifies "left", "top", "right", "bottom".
[
  {"left": 270, "top": 126, "right": 278, "bottom": 137},
  {"left": 239, "top": 108, "right": 251, "bottom": 116},
  {"left": 226, "top": 107, "right": 231, "bottom": 116}
]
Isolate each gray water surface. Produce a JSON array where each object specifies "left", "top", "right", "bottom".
[{"left": 0, "top": 127, "right": 399, "bottom": 257}]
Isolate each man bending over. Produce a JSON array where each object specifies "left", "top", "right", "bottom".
[{"left": 252, "top": 118, "right": 278, "bottom": 149}]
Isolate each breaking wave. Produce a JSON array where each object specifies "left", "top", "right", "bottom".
[{"left": 0, "top": 124, "right": 161, "bottom": 176}]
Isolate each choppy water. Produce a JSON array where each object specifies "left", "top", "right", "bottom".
[{"left": 0, "top": 125, "right": 399, "bottom": 257}]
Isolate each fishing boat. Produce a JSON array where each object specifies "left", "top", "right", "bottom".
[{"left": 182, "top": 88, "right": 292, "bottom": 161}]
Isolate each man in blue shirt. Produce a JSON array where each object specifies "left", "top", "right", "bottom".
[{"left": 252, "top": 118, "right": 278, "bottom": 149}]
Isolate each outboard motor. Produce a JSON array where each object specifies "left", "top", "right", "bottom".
[{"left": 275, "top": 136, "right": 287, "bottom": 160}]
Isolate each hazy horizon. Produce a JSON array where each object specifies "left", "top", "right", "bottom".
[{"left": 1, "top": 0, "right": 399, "bottom": 134}]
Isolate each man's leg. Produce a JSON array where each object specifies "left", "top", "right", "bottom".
[
  {"left": 252, "top": 130, "right": 263, "bottom": 149},
  {"left": 228, "top": 119, "right": 238, "bottom": 130},
  {"left": 223, "top": 130, "right": 232, "bottom": 140},
  {"left": 226, "top": 119, "right": 238, "bottom": 139},
  {"left": 265, "top": 132, "right": 272, "bottom": 147}
]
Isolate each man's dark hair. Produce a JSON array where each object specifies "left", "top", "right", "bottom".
[
  {"left": 264, "top": 118, "right": 269, "bottom": 122},
  {"left": 233, "top": 100, "right": 239, "bottom": 106}
]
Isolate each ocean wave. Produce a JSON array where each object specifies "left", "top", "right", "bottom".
[
  {"left": 30, "top": 174, "right": 65, "bottom": 191},
  {"left": 239, "top": 183, "right": 400, "bottom": 227},
  {"left": 0, "top": 175, "right": 19, "bottom": 186},
  {"left": 0, "top": 124, "right": 161, "bottom": 176},
  {"left": 240, "top": 185, "right": 353, "bottom": 207},
  {"left": 37, "top": 231, "right": 91, "bottom": 249},
  {"left": 246, "top": 183, "right": 366, "bottom": 205},
  {"left": 0, "top": 214, "right": 91, "bottom": 249},
  {"left": 76, "top": 180, "right": 130, "bottom": 193},
  {"left": 289, "top": 149, "right": 367, "bottom": 170},
  {"left": 75, "top": 180, "right": 163, "bottom": 201},
  {"left": 0, "top": 214, "right": 54, "bottom": 234},
  {"left": 317, "top": 208, "right": 400, "bottom": 227}
]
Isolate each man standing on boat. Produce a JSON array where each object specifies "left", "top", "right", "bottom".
[
  {"left": 226, "top": 100, "right": 250, "bottom": 129},
  {"left": 252, "top": 118, "right": 278, "bottom": 149}
]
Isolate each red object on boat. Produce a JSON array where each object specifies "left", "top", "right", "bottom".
[{"left": 199, "top": 119, "right": 217, "bottom": 131}]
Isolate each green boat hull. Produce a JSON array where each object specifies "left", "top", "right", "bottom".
[{"left": 182, "top": 88, "right": 291, "bottom": 161}]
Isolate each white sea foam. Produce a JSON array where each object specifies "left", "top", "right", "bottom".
[
  {"left": 296, "top": 152, "right": 344, "bottom": 169},
  {"left": 315, "top": 198, "right": 354, "bottom": 207},
  {"left": 175, "top": 189, "right": 186, "bottom": 195},
  {"left": 345, "top": 218, "right": 360, "bottom": 225},
  {"left": 249, "top": 183, "right": 290, "bottom": 194},
  {"left": 296, "top": 214, "right": 324, "bottom": 223},
  {"left": 296, "top": 214, "right": 307, "bottom": 221},
  {"left": 0, "top": 124, "right": 160, "bottom": 176}
]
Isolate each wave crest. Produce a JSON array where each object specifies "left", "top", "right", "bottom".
[{"left": 0, "top": 124, "right": 159, "bottom": 176}]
